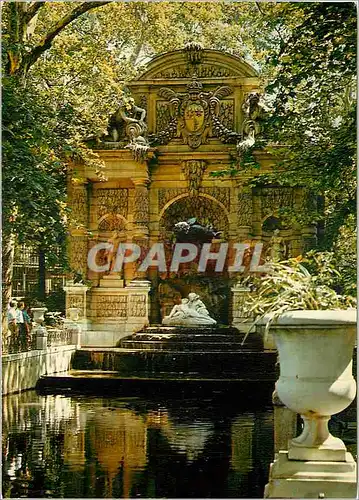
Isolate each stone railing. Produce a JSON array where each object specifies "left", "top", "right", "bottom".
[
  {"left": 34, "top": 323, "right": 81, "bottom": 350},
  {"left": 30, "top": 308, "right": 80, "bottom": 350},
  {"left": 46, "top": 328, "right": 73, "bottom": 348}
]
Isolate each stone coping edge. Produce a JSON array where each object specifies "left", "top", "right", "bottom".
[{"left": 2, "top": 345, "right": 77, "bottom": 363}]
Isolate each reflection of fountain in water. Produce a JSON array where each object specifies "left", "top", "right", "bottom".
[
  {"left": 230, "top": 415, "right": 255, "bottom": 472},
  {"left": 164, "top": 422, "right": 214, "bottom": 462},
  {"left": 2, "top": 392, "right": 283, "bottom": 499},
  {"left": 147, "top": 409, "right": 214, "bottom": 462},
  {"left": 89, "top": 408, "right": 147, "bottom": 498}
]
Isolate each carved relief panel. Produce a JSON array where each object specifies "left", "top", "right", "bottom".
[
  {"left": 158, "top": 188, "right": 187, "bottom": 212},
  {"left": 94, "top": 295, "right": 128, "bottom": 318},
  {"left": 71, "top": 186, "right": 88, "bottom": 226},
  {"left": 238, "top": 189, "right": 253, "bottom": 226},
  {"left": 96, "top": 189, "right": 128, "bottom": 219},
  {"left": 181, "top": 160, "right": 207, "bottom": 196},
  {"left": 259, "top": 187, "right": 294, "bottom": 218},
  {"left": 154, "top": 65, "right": 235, "bottom": 79},
  {"left": 129, "top": 294, "right": 147, "bottom": 317},
  {"left": 158, "top": 187, "right": 231, "bottom": 213},
  {"left": 69, "top": 237, "right": 88, "bottom": 277},
  {"left": 66, "top": 295, "right": 85, "bottom": 318},
  {"left": 133, "top": 186, "right": 149, "bottom": 225}
]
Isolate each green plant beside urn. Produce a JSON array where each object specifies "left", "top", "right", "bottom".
[{"left": 242, "top": 259, "right": 357, "bottom": 498}]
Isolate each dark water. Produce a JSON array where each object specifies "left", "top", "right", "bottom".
[{"left": 2, "top": 391, "right": 275, "bottom": 498}]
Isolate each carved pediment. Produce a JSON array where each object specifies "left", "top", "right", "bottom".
[{"left": 137, "top": 48, "right": 258, "bottom": 80}]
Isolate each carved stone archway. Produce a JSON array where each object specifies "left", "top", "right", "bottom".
[{"left": 159, "top": 193, "right": 229, "bottom": 241}]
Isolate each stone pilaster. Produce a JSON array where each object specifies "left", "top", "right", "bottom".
[
  {"left": 301, "top": 225, "right": 318, "bottom": 253},
  {"left": 132, "top": 178, "right": 150, "bottom": 279},
  {"left": 132, "top": 178, "right": 150, "bottom": 236},
  {"left": 236, "top": 185, "right": 253, "bottom": 240},
  {"left": 272, "top": 390, "right": 298, "bottom": 455},
  {"left": 63, "top": 283, "right": 89, "bottom": 322},
  {"left": 69, "top": 180, "right": 89, "bottom": 279}
]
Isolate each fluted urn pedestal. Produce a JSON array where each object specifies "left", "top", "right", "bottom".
[{"left": 264, "top": 310, "right": 357, "bottom": 499}]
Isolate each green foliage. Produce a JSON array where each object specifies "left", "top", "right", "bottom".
[
  {"left": 207, "top": 3, "right": 356, "bottom": 250},
  {"left": 303, "top": 216, "right": 357, "bottom": 296},
  {"left": 241, "top": 258, "right": 356, "bottom": 339},
  {"left": 2, "top": 76, "right": 69, "bottom": 261},
  {"left": 45, "top": 289, "right": 66, "bottom": 314},
  {"left": 263, "top": 2, "right": 356, "bottom": 245}
]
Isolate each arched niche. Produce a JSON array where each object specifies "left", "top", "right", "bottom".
[
  {"left": 159, "top": 193, "right": 229, "bottom": 241},
  {"left": 98, "top": 214, "right": 128, "bottom": 232}
]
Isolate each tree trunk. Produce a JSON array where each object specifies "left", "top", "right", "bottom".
[
  {"left": 38, "top": 247, "right": 46, "bottom": 301},
  {"left": 2, "top": 233, "right": 16, "bottom": 336},
  {"left": 6, "top": 1, "right": 112, "bottom": 77}
]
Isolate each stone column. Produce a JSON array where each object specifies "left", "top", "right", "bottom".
[
  {"left": 301, "top": 225, "right": 318, "bottom": 253},
  {"left": 133, "top": 178, "right": 150, "bottom": 236},
  {"left": 298, "top": 188, "right": 317, "bottom": 253},
  {"left": 251, "top": 188, "right": 262, "bottom": 241},
  {"left": 236, "top": 185, "right": 253, "bottom": 241}
]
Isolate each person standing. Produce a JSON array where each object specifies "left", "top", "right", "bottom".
[
  {"left": 7, "top": 300, "right": 18, "bottom": 353},
  {"left": 18, "top": 302, "right": 31, "bottom": 350},
  {"left": 16, "top": 303, "right": 26, "bottom": 350}
]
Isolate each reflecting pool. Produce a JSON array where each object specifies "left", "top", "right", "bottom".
[{"left": 2, "top": 391, "right": 275, "bottom": 498}]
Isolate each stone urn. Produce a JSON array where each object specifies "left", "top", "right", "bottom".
[
  {"left": 31, "top": 307, "right": 48, "bottom": 325},
  {"left": 268, "top": 309, "right": 356, "bottom": 461}
]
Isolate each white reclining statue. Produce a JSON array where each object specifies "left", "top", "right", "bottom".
[{"left": 162, "top": 293, "right": 217, "bottom": 327}]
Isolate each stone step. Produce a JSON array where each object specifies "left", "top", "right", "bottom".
[
  {"left": 125, "top": 332, "right": 258, "bottom": 341},
  {"left": 36, "top": 369, "right": 275, "bottom": 401},
  {"left": 135, "top": 326, "right": 247, "bottom": 336},
  {"left": 119, "top": 325, "right": 263, "bottom": 350},
  {"left": 72, "top": 348, "right": 278, "bottom": 378},
  {"left": 120, "top": 340, "right": 257, "bottom": 351}
]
